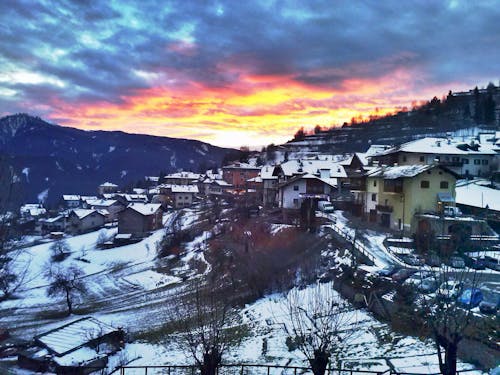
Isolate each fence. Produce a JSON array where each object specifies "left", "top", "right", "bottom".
[
  {"left": 109, "top": 365, "right": 482, "bottom": 375},
  {"left": 326, "top": 223, "right": 376, "bottom": 265}
]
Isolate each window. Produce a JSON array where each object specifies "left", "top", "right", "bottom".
[
  {"left": 440, "top": 181, "right": 449, "bottom": 189},
  {"left": 482, "top": 160, "right": 489, "bottom": 165},
  {"left": 371, "top": 193, "right": 376, "bottom": 201},
  {"left": 293, "top": 185, "right": 299, "bottom": 191},
  {"left": 402, "top": 155, "right": 407, "bottom": 162},
  {"left": 421, "top": 180, "right": 430, "bottom": 189},
  {"left": 293, "top": 198, "right": 298, "bottom": 205},
  {"left": 462, "top": 158, "right": 469, "bottom": 164},
  {"left": 419, "top": 156, "right": 425, "bottom": 162},
  {"left": 473, "top": 159, "right": 480, "bottom": 165},
  {"left": 373, "top": 180, "right": 377, "bottom": 187},
  {"left": 452, "top": 156, "right": 459, "bottom": 162}
]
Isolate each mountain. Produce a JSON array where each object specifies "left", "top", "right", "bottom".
[
  {"left": 0, "top": 114, "right": 235, "bottom": 205},
  {"left": 285, "top": 83, "right": 500, "bottom": 154}
]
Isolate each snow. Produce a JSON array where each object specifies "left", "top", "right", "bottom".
[
  {"left": 36, "top": 317, "right": 116, "bottom": 355},
  {"left": 378, "top": 137, "right": 497, "bottom": 156},
  {"left": 22, "top": 167, "right": 30, "bottom": 181},
  {"left": 108, "top": 146, "right": 116, "bottom": 153},
  {"left": 121, "top": 170, "right": 128, "bottom": 178},
  {"left": 100, "top": 182, "right": 118, "bottom": 187},
  {"left": 367, "top": 164, "right": 433, "bottom": 179},
  {"left": 122, "top": 270, "right": 181, "bottom": 291},
  {"left": 128, "top": 203, "right": 162, "bottom": 216},
  {"left": 456, "top": 180, "right": 500, "bottom": 212},
  {"left": 171, "top": 185, "right": 199, "bottom": 193},
  {"left": 72, "top": 208, "right": 100, "bottom": 219}
]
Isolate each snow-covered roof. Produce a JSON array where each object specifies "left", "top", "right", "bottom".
[
  {"left": 171, "top": 185, "right": 199, "bottom": 193},
  {"left": 35, "top": 317, "right": 117, "bottom": 356},
  {"left": 260, "top": 165, "right": 277, "bottom": 179},
  {"left": 99, "top": 182, "right": 118, "bottom": 187},
  {"left": 377, "top": 137, "right": 497, "bottom": 156},
  {"left": 279, "top": 159, "right": 347, "bottom": 178},
  {"left": 205, "top": 168, "right": 223, "bottom": 180},
  {"left": 63, "top": 195, "right": 80, "bottom": 201},
  {"left": 86, "top": 199, "right": 118, "bottom": 207},
  {"left": 281, "top": 173, "right": 337, "bottom": 188},
  {"left": 247, "top": 176, "right": 263, "bottom": 183},
  {"left": 365, "top": 144, "right": 392, "bottom": 156},
  {"left": 20, "top": 204, "right": 46, "bottom": 217},
  {"left": 367, "top": 164, "right": 435, "bottom": 179},
  {"left": 128, "top": 203, "right": 162, "bottom": 216},
  {"left": 164, "top": 171, "right": 201, "bottom": 180},
  {"left": 222, "top": 162, "right": 260, "bottom": 170},
  {"left": 456, "top": 181, "right": 500, "bottom": 212},
  {"left": 80, "top": 196, "right": 98, "bottom": 202},
  {"left": 116, "top": 193, "right": 148, "bottom": 202},
  {"left": 71, "top": 209, "right": 102, "bottom": 219},
  {"left": 42, "top": 215, "right": 64, "bottom": 223}
]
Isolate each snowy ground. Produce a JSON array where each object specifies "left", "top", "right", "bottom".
[{"left": 0, "top": 208, "right": 491, "bottom": 374}]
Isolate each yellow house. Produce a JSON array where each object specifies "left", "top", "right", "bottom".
[{"left": 363, "top": 164, "right": 458, "bottom": 233}]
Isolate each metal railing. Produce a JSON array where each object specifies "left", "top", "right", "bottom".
[
  {"left": 327, "top": 223, "right": 376, "bottom": 265},
  {"left": 114, "top": 364, "right": 390, "bottom": 375}
]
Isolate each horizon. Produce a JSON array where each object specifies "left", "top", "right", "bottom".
[{"left": 0, "top": 1, "right": 499, "bottom": 148}]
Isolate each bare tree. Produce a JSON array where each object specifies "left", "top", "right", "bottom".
[
  {"left": 0, "top": 155, "right": 25, "bottom": 301},
  {"left": 50, "top": 239, "right": 71, "bottom": 262},
  {"left": 278, "top": 282, "right": 359, "bottom": 375},
  {"left": 46, "top": 263, "right": 87, "bottom": 315},
  {"left": 418, "top": 263, "right": 482, "bottom": 375},
  {"left": 168, "top": 283, "right": 240, "bottom": 375}
]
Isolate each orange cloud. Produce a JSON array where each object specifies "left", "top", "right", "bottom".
[{"left": 47, "top": 65, "right": 450, "bottom": 148}]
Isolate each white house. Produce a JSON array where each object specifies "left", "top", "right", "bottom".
[
  {"left": 278, "top": 174, "right": 336, "bottom": 210},
  {"left": 68, "top": 209, "right": 105, "bottom": 234},
  {"left": 171, "top": 185, "right": 199, "bottom": 208}
]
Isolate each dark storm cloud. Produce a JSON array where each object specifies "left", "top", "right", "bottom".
[{"left": 0, "top": 0, "right": 499, "bottom": 115}]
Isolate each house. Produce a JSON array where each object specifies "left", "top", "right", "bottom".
[
  {"left": 371, "top": 137, "right": 498, "bottom": 178},
  {"left": 68, "top": 209, "right": 106, "bottom": 234},
  {"left": 62, "top": 195, "right": 81, "bottom": 209},
  {"left": 98, "top": 182, "right": 119, "bottom": 195},
  {"left": 356, "top": 164, "right": 458, "bottom": 233},
  {"left": 18, "top": 317, "right": 124, "bottom": 374},
  {"left": 39, "top": 215, "right": 66, "bottom": 234},
  {"left": 202, "top": 179, "right": 231, "bottom": 196},
  {"left": 118, "top": 203, "right": 163, "bottom": 236},
  {"left": 20, "top": 204, "right": 46, "bottom": 219},
  {"left": 278, "top": 173, "right": 336, "bottom": 210},
  {"left": 85, "top": 199, "right": 125, "bottom": 221},
  {"left": 171, "top": 185, "right": 199, "bottom": 208},
  {"left": 162, "top": 171, "right": 202, "bottom": 185},
  {"left": 260, "top": 165, "right": 278, "bottom": 207},
  {"left": 114, "top": 193, "right": 148, "bottom": 206},
  {"left": 222, "top": 162, "right": 261, "bottom": 190}
]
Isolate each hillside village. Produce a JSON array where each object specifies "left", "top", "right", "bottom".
[{"left": 1, "top": 129, "right": 499, "bottom": 374}]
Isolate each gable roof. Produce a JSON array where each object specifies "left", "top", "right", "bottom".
[
  {"left": 171, "top": 185, "right": 199, "bottom": 193},
  {"left": 280, "top": 173, "right": 337, "bottom": 188},
  {"left": 279, "top": 159, "right": 347, "bottom": 178},
  {"left": 71, "top": 209, "right": 104, "bottom": 219},
  {"left": 366, "top": 164, "right": 459, "bottom": 180},
  {"left": 127, "top": 203, "right": 162, "bottom": 216},
  {"left": 35, "top": 317, "right": 117, "bottom": 356},
  {"left": 377, "top": 137, "right": 497, "bottom": 156}
]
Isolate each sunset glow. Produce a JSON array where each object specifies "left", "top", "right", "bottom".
[{"left": 0, "top": 1, "right": 498, "bottom": 147}]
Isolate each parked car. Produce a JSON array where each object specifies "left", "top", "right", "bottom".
[
  {"left": 437, "top": 280, "right": 464, "bottom": 299},
  {"left": 482, "top": 256, "right": 500, "bottom": 271},
  {"left": 457, "top": 288, "right": 483, "bottom": 308},
  {"left": 377, "top": 265, "right": 400, "bottom": 278},
  {"left": 449, "top": 256, "right": 466, "bottom": 269},
  {"left": 463, "top": 255, "right": 486, "bottom": 270},
  {"left": 403, "top": 271, "right": 438, "bottom": 293},
  {"left": 391, "top": 268, "right": 417, "bottom": 282},
  {"left": 317, "top": 200, "right": 334, "bottom": 213},
  {"left": 425, "top": 253, "right": 441, "bottom": 267},
  {"left": 443, "top": 206, "right": 462, "bottom": 217},
  {"left": 401, "top": 254, "right": 425, "bottom": 266},
  {"left": 479, "top": 290, "right": 500, "bottom": 315}
]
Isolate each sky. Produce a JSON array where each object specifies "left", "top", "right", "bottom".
[{"left": 0, "top": 1, "right": 499, "bottom": 148}]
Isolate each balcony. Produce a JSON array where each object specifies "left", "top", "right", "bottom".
[
  {"left": 376, "top": 204, "right": 393, "bottom": 213},
  {"left": 383, "top": 180, "right": 403, "bottom": 194}
]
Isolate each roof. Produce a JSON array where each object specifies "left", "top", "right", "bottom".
[
  {"left": 20, "top": 204, "right": 46, "bottom": 216},
  {"left": 128, "top": 203, "right": 162, "bottom": 216},
  {"left": 63, "top": 195, "right": 80, "bottom": 201},
  {"left": 260, "top": 165, "right": 277, "bottom": 179},
  {"left": 71, "top": 209, "right": 103, "bottom": 219},
  {"left": 99, "top": 182, "right": 118, "bottom": 187},
  {"left": 365, "top": 164, "right": 459, "bottom": 180},
  {"left": 247, "top": 176, "right": 263, "bottom": 183},
  {"left": 42, "top": 215, "right": 64, "bottom": 223},
  {"left": 222, "top": 162, "right": 260, "bottom": 170},
  {"left": 86, "top": 199, "right": 118, "bottom": 207},
  {"left": 171, "top": 185, "right": 199, "bottom": 193},
  {"left": 377, "top": 137, "right": 497, "bottom": 156},
  {"left": 35, "top": 317, "right": 117, "bottom": 356},
  {"left": 279, "top": 159, "right": 347, "bottom": 178},
  {"left": 456, "top": 181, "right": 500, "bottom": 212},
  {"left": 164, "top": 171, "right": 201, "bottom": 180},
  {"left": 280, "top": 173, "right": 337, "bottom": 188}
]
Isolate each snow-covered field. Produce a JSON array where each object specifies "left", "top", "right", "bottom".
[{"left": 0, "top": 208, "right": 490, "bottom": 374}]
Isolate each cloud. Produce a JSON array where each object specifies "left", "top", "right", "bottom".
[{"left": 0, "top": 0, "right": 499, "bottom": 146}]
